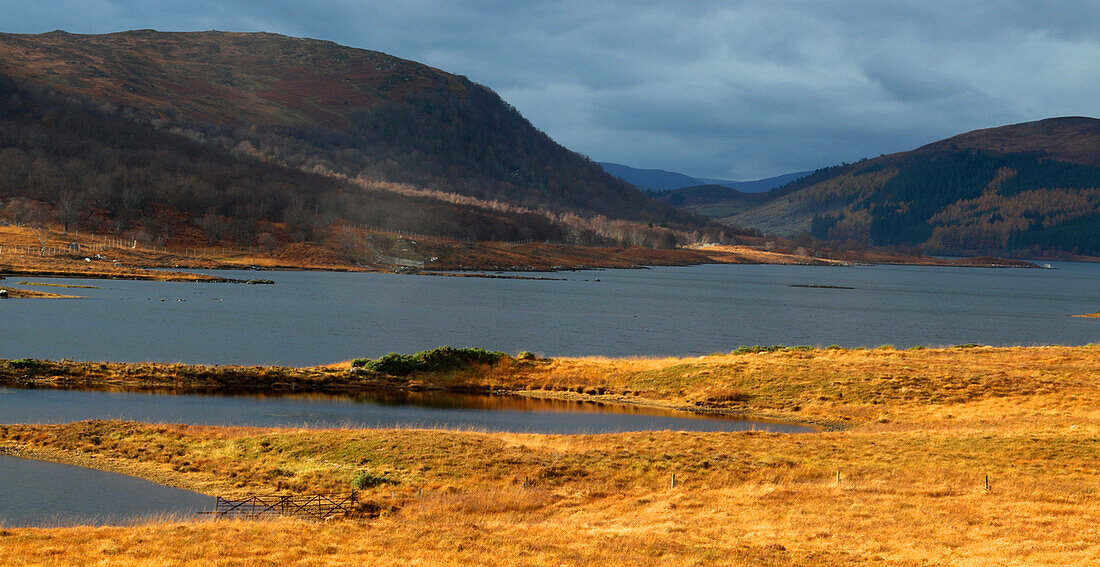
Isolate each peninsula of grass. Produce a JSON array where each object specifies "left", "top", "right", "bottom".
[
  {"left": 3, "top": 345, "right": 1096, "bottom": 425},
  {"left": 15, "top": 281, "right": 104, "bottom": 289},
  {"left": 0, "top": 287, "right": 83, "bottom": 299},
  {"left": 4, "top": 345, "right": 1100, "bottom": 564}
]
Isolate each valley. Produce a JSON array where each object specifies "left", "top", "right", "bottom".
[{"left": 1, "top": 23, "right": 1098, "bottom": 567}]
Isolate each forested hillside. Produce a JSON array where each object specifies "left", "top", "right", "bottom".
[
  {"left": 0, "top": 30, "right": 746, "bottom": 262},
  {"left": 0, "top": 76, "right": 601, "bottom": 247},
  {"left": 0, "top": 30, "right": 707, "bottom": 237},
  {"left": 714, "top": 118, "right": 1100, "bottom": 257}
]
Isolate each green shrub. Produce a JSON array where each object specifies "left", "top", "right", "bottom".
[
  {"left": 352, "top": 471, "right": 397, "bottom": 489},
  {"left": 351, "top": 346, "right": 506, "bottom": 376},
  {"left": 953, "top": 343, "right": 982, "bottom": 349},
  {"left": 732, "top": 345, "right": 813, "bottom": 355},
  {"left": 7, "top": 358, "right": 47, "bottom": 370},
  {"left": 732, "top": 345, "right": 784, "bottom": 355},
  {"left": 516, "top": 351, "right": 536, "bottom": 361}
]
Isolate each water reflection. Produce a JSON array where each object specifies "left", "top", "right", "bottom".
[{"left": 0, "top": 387, "right": 812, "bottom": 434}]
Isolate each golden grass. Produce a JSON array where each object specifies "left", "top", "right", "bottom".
[
  {"left": 4, "top": 223, "right": 1024, "bottom": 280},
  {"left": 0, "top": 287, "right": 82, "bottom": 299},
  {"left": 690, "top": 243, "right": 846, "bottom": 265},
  {"left": 5, "top": 346, "right": 1100, "bottom": 564},
  {"left": 15, "top": 281, "right": 104, "bottom": 289}
]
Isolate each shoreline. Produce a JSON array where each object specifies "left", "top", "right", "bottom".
[
  {"left": 0, "top": 250, "right": 1043, "bottom": 284},
  {"left": 5, "top": 345, "right": 1094, "bottom": 428},
  {"left": 1, "top": 223, "right": 1044, "bottom": 283},
  {"left": 4, "top": 345, "right": 1100, "bottom": 564}
]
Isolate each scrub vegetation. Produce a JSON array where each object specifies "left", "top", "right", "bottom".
[{"left": 351, "top": 346, "right": 506, "bottom": 376}]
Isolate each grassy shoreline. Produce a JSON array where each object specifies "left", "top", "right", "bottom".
[
  {"left": 0, "top": 286, "right": 83, "bottom": 299},
  {"left": 4, "top": 346, "right": 1100, "bottom": 565},
  {"left": 1, "top": 225, "right": 1043, "bottom": 287},
  {"left": 4, "top": 345, "right": 1095, "bottom": 425}
]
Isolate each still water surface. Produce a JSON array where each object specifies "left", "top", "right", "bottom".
[
  {"left": 0, "top": 387, "right": 810, "bottom": 434},
  {"left": 3, "top": 263, "right": 1100, "bottom": 366},
  {"left": 0, "top": 386, "right": 806, "bottom": 527},
  {"left": 0, "top": 455, "right": 211, "bottom": 527}
]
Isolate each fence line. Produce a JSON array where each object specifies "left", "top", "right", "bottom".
[{"left": 209, "top": 492, "right": 359, "bottom": 521}]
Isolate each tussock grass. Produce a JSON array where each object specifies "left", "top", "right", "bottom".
[{"left": 5, "top": 346, "right": 1100, "bottom": 564}]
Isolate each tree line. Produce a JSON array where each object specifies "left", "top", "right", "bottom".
[{"left": 0, "top": 77, "right": 733, "bottom": 250}]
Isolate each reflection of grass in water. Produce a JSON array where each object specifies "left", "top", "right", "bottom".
[{"left": 16, "top": 281, "right": 104, "bottom": 289}]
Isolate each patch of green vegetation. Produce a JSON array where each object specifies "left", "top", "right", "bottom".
[
  {"left": 352, "top": 471, "right": 398, "bottom": 490},
  {"left": 953, "top": 343, "right": 982, "bottom": 349},
  {"left": 351, "top": 346, "right": 507, "bottom": 376},
  {"left": 5, "top": 358, "right": 49, "bottom": 370},
  {"left": 731, "top": 345, "right": 815, "bottom": 355}
]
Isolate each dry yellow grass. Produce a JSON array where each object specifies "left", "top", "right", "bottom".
[
  {"left": 5, "top": 224, "right": 1028, "bottom": 281},
  {"left": 0, "top": 287, "right": 81, "bottom": 298},
  {"left": 690, "top": 243, "right": 846, "bottom": 265},
  {"left": 4, "top": 346, "right": 1100, "bottom": 565}
]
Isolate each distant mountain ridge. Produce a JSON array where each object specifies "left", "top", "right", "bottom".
[
  {"left": 599, "top": 162, "right": 810, "bottom": 193},
  {"left": 705, "top": 117, "right": 1100, "bottom": 257}
]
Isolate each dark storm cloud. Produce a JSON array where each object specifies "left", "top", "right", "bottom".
[{"left": 4, "top": 0, "right": 1100, "bottom": 179}]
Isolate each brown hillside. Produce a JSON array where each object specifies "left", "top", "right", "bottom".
[
  {"left": 0, "top": 30, "right": 462, "bottom": 128},
  {"left": 0, "top": 30, "right": 717, "bottom": 236},
  {"left": 921, "top": 116, "right": 1100, "bottom": 166}
]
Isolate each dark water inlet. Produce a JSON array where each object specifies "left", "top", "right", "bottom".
[
  {"left": 0, "top": 387, "right": 812, "bottom": 434},
  {"left": 0, "top": 454, "right": 211, "bottom": 528}
]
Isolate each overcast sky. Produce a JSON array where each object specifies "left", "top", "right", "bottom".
[{"left": 4, "top": 1, "right": 1100, "bottom": 179}]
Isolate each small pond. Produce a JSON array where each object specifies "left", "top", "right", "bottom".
[
  {"left": 0, "top": 454, "right": 211, "bottom": 527},
  {"left": 0, "top": 387, "right": 810, "bottom": 527},
  {"left": 0, "top": 387, "right": 812, "bottom": 434}
]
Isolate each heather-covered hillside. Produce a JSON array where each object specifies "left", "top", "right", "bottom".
[{"left": 0, "top": 30, "right": 707, "bottom": 234}]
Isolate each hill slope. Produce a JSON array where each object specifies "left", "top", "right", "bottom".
[
  {"left": 598, "top": 162, "right": 709, "bottom": 191},
  {"left": 715, "top": 118, "right": 1100, "bottom": 256},
  {"left": 600, "top": 162, "right": 809, "bottom": 193},
  {"left": 650, "top": 185, "right": 771, "bottom": 218},
  {"left": 0, "top": 30, "right": 711, "bottom": 243},
  {"left": 0, "top": 74, "right": 596, "bottom": 249}
]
